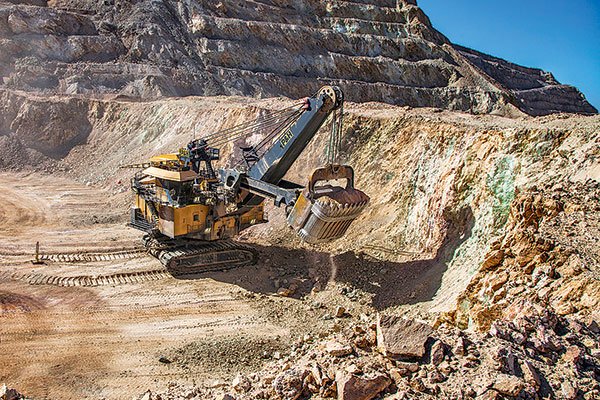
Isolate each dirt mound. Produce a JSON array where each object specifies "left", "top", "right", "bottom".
[
  {"left": 171, "top": 334, "right": 288, "bottom": 377},
  {"left": 0, "top": 1, "right": 596, "bottom": 116}
]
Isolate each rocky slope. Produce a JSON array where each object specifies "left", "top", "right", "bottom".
[
  {"left": 137, "top": 306, "right": 600, "bottom": 400},
  {"left": 0, "top": 0, "right": 596, "bottom": 116}
]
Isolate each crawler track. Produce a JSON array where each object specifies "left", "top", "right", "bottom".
[
  {"left": 145, "top": 237, "right": 258, "bottom": 275},
  {"left": 0, "top": 240, "right": 258, "bottom": 287}
]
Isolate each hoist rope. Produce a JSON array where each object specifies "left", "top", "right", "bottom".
[
  {"left": 209, "top": 110, "right": 300, "bottom": 148},
  {"left": 326, "top": 103, "right": 344, "bottom": 165},
  {"left": 252, "top": 110, "right": 303, "bottom": 153},
  {"left": 233, "top": 109, "right": 303, "bottom": 168}
]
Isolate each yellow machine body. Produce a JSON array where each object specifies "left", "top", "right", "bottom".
[{"left": 132, "top": 163, "right": 266, "bottom": 241}]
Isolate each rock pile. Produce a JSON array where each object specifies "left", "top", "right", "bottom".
[
  {"left": 138, "top": 306, "right": 599, "bottom": 399},
  {"left": 0, "top": 0, "right": 596, "bottom": 116}
]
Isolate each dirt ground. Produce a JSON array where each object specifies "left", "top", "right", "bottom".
[{"left": 0, "top": 172, "right": 340, "bottom": 399}]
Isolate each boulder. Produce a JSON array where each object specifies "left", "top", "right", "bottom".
[
  {"left": 277, "top": 287, "right": 295, "bottom": 297},
  {"left": 335, "top": 372, "right": 391, "bottom": 400},
  {"left": 493, "top": 347, "right": 520, "bottom": 376},
  {"left": 389, "top": 368, "right": 409, "bottom": 385},
  {"left": 430, "top": 340, "right": 445, "bottom": 365},
  {"left": 396, "top": 362, "right": 419, "bottom": 373},
  {"left": 493, "top": 374, "right": 524, "bottom": 397},
  {"left": 408, "top": 377, "right": 426, "bottom": 392},
  {"left": 453, "top": 336, "right": 468, "bottom": 356},
  {"left": 521, "top": 361, "right": 541, "bottom": 389},
  {"left": 273, "top": 368, "right": 309, "bottom": 400},
  {"left": 428, "top": 369, "right": 446, "bottom": 384},
  {"left": 232, "top": 374, "right": 251, "bottom": 393},
  {"left": 556, "top": 254, "right": 584, "bottom": 278},
  {"left": 477, "top": 390, "right": 500, "bottom": 400},
  {"left": 561, "top": 381, "right": 578, "bottom": 400},
  {"left": 562, "top": 345, "right": 584, "bottom": 366},
  {"left": 376, "top": 315, "right": 433, "bottom": 359},
  {"left": 309, "top": 364, "right": 324, "bottom": 387},
  {"left": 588, "top": 320, "right": 599, "bottom": 334},
  {"left": 326, "top": 341, "right": 353, "bottom": 357},
  {"left": 0, "top": 384, "right": 22, "bottom": 400},
  {"left": 481, "top": 250, "right": 505, "bottom": 271},
  {"left": 531, "top": 326, "right": 563, "bottom": 353},
  {"left": 138, "top": 392, "right": 151, "bottom": 400}
]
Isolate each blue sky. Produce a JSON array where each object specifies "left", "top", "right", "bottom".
[{"left": 419, "top": 0, "right": 600, "bottom": 110}]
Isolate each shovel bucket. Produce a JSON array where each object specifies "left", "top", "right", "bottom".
[{"left": 288, "top": 165, "right": 369, "bottom": 244}]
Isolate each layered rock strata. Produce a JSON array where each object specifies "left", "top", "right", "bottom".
[{"left": 0, "top": 0, "right": 596, "bottom": 116}]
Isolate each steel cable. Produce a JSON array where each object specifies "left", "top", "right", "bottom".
[
  {"left": 202, "top": 105, "right": 299, "bottom": 141},
  {"left": 324, "top": 103, "right": 345, "bottom": 165},
  {"left": 200, "top": 103, "right": 304, "bottom": 144},
  {"left": 208, "top": 109, "right": 301, "bottom": 148},
  {"left": 233, "top": 109, "right": 303, "bottom": 168}
]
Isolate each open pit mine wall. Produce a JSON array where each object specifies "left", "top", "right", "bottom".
[
  {"left": 2, "top": 88, "right": 598, "bottom": 312},
  {"left": 0, "top": 0, "right": 596, "bottom": 116}
]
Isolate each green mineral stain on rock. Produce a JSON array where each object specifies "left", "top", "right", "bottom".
[
  {"left": 142, "top": 126, "right": 161, "bottom": 144},
  {"left": 486, "top": 156, "right": 516, "bottom": 229},
  {"left": 383, "top": 171, "right": 395, "bottom": 183}
]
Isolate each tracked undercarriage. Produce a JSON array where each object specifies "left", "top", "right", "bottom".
[{"left": 142, "top": 234, "right": 257, "bottom": 275}]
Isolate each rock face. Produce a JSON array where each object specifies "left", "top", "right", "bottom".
[
  {"left": 0, "top": 0, "right": 595, "bottom": 116},
  {"left": 456, "top": 46, "right": 597, "bottom": 115},
  {"left": 453, "top": 183, "right": 600, "bottom": 331}
]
